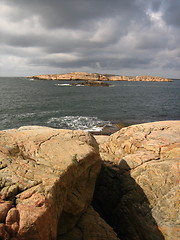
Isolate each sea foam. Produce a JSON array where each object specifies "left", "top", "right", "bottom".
[{"left": 46, "top": 116, "right": 111, "bottom": 131}]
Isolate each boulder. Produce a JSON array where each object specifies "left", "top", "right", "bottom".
[
  {"left": 93, "top": 121, "right": 180, "bottom": 240},
  {"left": 0, "top": 126, "right": 101, "bottom": 240}
]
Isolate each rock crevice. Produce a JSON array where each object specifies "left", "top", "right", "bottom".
[
  {"left": 93, "top": 121, "right": 180, "bottom": 240},
  {"left": 0, "top": 121, "right": 179, "bottom": 240}
]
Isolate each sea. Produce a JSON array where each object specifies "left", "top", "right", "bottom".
[{"left": 0, "top": 77, "right": 180, "bottom": 132}]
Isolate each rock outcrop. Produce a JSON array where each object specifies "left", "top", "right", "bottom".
[
  {"left": 71, "top": 80, "right": 110, "bottom": 87},
  {"left": 32, "top": 72, "right": 99, "bottom": 81},
  {"left": 1, "top": 121, "right": 179, "bottom": 240},
  {"left": 30, "top": 72, "right": 171, "bottom": 82},
  {"left": 0, "top": 126, "right": 105, "bottom": 240},
  {"left": 93, "top": 121, "right": 180, "bottom": 240}
]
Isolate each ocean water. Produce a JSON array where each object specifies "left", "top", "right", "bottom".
[{"left": 0, "top": 77, "right": 180, "bottom": 131}]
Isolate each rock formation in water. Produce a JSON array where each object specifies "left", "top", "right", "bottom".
[
  {"left": 93, "top": 121, "right": 180, "bottom": 240},
  {"left": 71, "top": 80, "right": 110, "bottom": 87},
  {"left": 30, "top": 72, "right": 171, "bottom": 82},
  {"left": 0, "top": 121, "right": 179, "bottom": 240}
]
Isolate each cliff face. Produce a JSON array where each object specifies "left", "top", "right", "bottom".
[{"left": 31, "top": 72, "right": 171, "bottom": 82}]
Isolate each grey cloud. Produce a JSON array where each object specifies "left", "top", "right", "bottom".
[
  {"left": 4, "top": 0, "right": 146, "bottom": 29},
  {"left": 1, "top": 31, "right": 42, "bottom": 48},
  {"left": 133, "top": 31, "right": 170, "bottom": 50},
  {"left": 29, "top": 58, "right": 94, "bottom": 69},
  {"left": 163, "top": 0, "right": 180, "bottom": 27},
  {"left": 148, "top": 0, "right": 162, "bottom": 12},
  {"left": 0, "top": 18, "right": 124, "bottom": 54},
  {"left": 27, "top": 50, "right": 153, "bottom": 71},
  {"left": 0, "top": 0, "right": 179, "bottom": 78},
  {"left": 164, "top": 60, "right": 180, "bottom": 70}
]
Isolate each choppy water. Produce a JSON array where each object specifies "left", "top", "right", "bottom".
[{"left": 0, "top": 77, "right": 180, "bottom": 131}]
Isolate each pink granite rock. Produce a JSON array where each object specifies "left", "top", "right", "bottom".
[
  {"left": 94, "top": 121, "right": 180, "bottom": 240},
  {"left": 0, "top": 126, "right": 101, "bottom": 240}
]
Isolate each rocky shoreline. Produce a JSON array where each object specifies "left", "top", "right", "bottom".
[
  {"left": 29, "top": 72, "right": 172, "bottom": 82},
  {"left": 0, "top": 121, "right": 179, "bottom": 240}
]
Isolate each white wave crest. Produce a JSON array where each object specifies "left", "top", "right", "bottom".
[
  {"left": 55, "top": 83, "right": 71, "bottom": 86},
  {"left": 47, "top": 116, "right": 111, "bottom": 131}
]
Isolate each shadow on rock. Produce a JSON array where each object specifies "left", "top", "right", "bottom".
[{"left": 92, "top": 160, "right": 165, "bottom": 240}]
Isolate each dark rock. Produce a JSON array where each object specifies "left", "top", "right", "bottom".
[
  {"left": 93, "top": 162, "right": 166, "bottom": 240},
  {"left": 71, "top": 80, "right": 110, "bottom": 87}
]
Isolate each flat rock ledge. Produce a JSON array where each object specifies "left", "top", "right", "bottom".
[
  {"left": 93, "top": 121, "right": 180, "bottom": 240},
  {"left": 0, "top": 126, "right": 119, "bottom": 240}
]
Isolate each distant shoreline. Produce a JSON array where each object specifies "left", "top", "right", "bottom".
[{"left": 29, "top": 71, "right": 172, "bottom": 82}]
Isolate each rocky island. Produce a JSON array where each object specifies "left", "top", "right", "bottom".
[
  {"left": 30, "top": 72, "right": 172, "bottom": 82},
  {"left": 0, "top": 121, "right": 179, "bottom": 240}
]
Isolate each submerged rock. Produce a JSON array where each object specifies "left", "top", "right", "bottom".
[{"left": 93, "top": 121, "right": 180, "bottom": 240}]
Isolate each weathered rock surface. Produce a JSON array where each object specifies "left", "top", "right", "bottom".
[
  {"left": 108, "top": 75, "right": 171, "bottom": 82},
  {"left": 0, "top": 126, "right": 102, "bottom": 240},
  {"left": 30, "top": 72, "right": 171, "bottom": 82},
  {"left": 1, "top": 121, "right": 179, "bottom": 240},
  {"left": 93, "top": 121, "right": 180, "bottom": 240},
  {"left": 32, "top": 72, "right": 99, "bottom": 81}
]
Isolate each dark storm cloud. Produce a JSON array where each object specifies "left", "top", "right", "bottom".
[
  {"left": 162, "top": 0, "right": 180, "bottom": 27},
  {"left": 1, "top": 30, "right": 43, "bottom": 48},
  {"left": 4, "top": 0, "right": 146, "bottom": 29},
  {"left": 28, "top": 52, "right": 152, "bottom": 70},
  {"left": 148, "top": 0, "right": 162, "bottom": 12},
  {"left": 0, "top": 0, "right": 180, "bottom": 78}
]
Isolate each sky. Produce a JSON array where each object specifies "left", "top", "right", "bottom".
[{"left": 0, "top": 0, "right": 179, "bottom": 78}]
